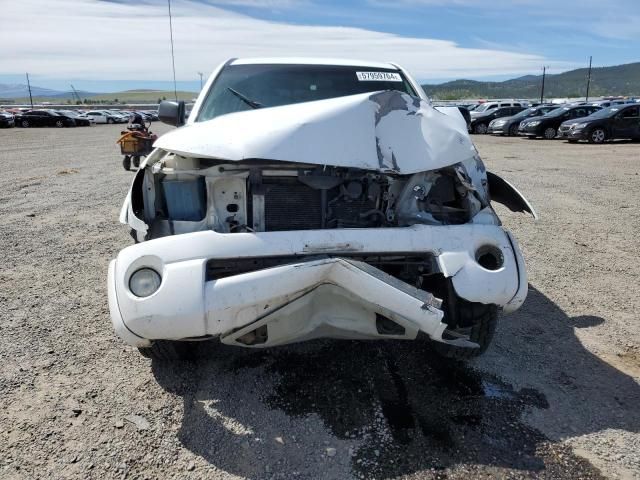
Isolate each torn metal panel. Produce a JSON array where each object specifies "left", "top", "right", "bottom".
[
  {"left": 153, "top": 91, "right": 475, "bottom": 174},
  {"left": 487, "top": 171, "right": 538, "bottom": 219}
]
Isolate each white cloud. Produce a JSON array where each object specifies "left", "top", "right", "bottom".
[{"left": 0, "top": 0, "right": 575, "bottom": 82}]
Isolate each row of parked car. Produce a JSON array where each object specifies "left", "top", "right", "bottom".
[
  {"left": 0, "top": 108, "right": 159, "bottom": 128},
  {"left": 465, "top": 99, "right": 640, "bottom": 143}
]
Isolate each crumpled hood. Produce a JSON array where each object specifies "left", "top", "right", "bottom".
[{"left": 154, "top": 90, "right": 475, "bottom": 174}]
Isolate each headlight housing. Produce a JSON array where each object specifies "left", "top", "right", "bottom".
[
  {"left": 527, "top": 121, "right": 540, "bottom": 127},
  {"left": 129, "top": 268, "right": 162, "bottom": 297},
  {"left": 493, "top": 120, "right": 506, "bottom": 126},
  {"left": 572, "top": 123, "right": 588, "bottom": 129}
]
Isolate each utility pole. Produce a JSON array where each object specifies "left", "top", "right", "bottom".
[
  {"left": 197, "top": 72, "right": 204, "bottom": 91},
  {"left": 167, "top": 0, "right": 178, "bottom": 102},
  {"left": 26, "top": 73, "right": 33, "bottom": 109},
  {"left": 585, "top": 56, "right": 593, "bottom": 102},
  {"left": 540, "top": 66, "right": 547, "bottom": 104}
]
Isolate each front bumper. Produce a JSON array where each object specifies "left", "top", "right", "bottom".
[
  {"left": 560, "top": 127, "right": 586, "bottom": 140},
  {"left": 488, "top": 124, "right": 508, "bottom": 134},
  {"left": 108, "top": 225, "right": 528, "bottom": 348},
  {"left": 519, "top": 126, "right": 540, "bottom": 136}
]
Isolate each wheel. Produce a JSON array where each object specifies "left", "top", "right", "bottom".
[
  {"left": 55, "top": 120, "right": 64, "bottom": 128},
  {"left": 474, "top": 123, "right": 488, "bottom": 134},
  {"left": 508, "top": 124, "right": 519, "bottom": 136},
  {"left": 543, "top": 127, "right": 557, "bottom": 139},
  {"left": 589, "top": 128, "right": 606, "bottom": 144},
  {"left": 138, "top": 340, "right": 199, "bottom": 361},
  {"left": 21, "top": 120, "right": 30, "bottom": 128},
  {"left": 132, "top": 156, "right": 140, "bottom": 168},
  {"left": 433, "top": 300, "right": 498, "bottom": 360},
  {"left": 122, "top": 156, "right": 131, "bottom": 171},
  {"left": 107, "top": 118, "right": 114, "bottom": 124}
]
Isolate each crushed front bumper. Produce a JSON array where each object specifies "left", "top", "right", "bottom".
[{"left": 107, "top": 224, "right": 527, "bottom": 348}]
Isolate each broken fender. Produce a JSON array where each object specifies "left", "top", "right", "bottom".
[{"left": 487, "top": 171, "right": 537, "bottom": 219}]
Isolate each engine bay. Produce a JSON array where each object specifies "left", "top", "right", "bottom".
[{"left": 139, "top": 155, "right": 486, "bottom": 239}]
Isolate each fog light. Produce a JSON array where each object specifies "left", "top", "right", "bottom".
[
  {"left": 475, "top": 245, "right": 504, "bottom": 271},
  {"left": 129, "top": 268, "right": 161, "bottom": 297}
]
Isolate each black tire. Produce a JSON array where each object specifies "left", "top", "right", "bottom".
[
  {"left": 55, "top": 120, "right": 64, "bottom": 128},
  {"left": 433, "top": 301, "right": 498, "bottom": 359},
  {"left": 473, "top": 123, "right": 488, "bottom": 134},
  {"left": 588, "top": 128, "right": 606, "bottom": 144},
  {"left": 543, "top": 127, "right": 557, "bottom": 139},
  {"left": 107, "top": 118, "right": 114, "bottom": 124},
  {"left": 138, "top": 340, "right": 199, "bottom": 361},
  {"left": 132, "top": 156, "right": 140, "bottom": 168},
  {"left": 21, "top": 120, "right": 30, "bottom": 128},
  {"left": 508, "top": 124, "right": 518, "bottom": 136},
  {"left": 122, "top": 156, "right": 131, "bottom": 171}
]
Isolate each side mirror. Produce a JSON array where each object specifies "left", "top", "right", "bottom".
[{"left": 158, "top": 100, "right": 186, "bottom": 127}]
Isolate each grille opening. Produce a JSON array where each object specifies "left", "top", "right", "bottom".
[
  {"left": 236, "top": 325, "right": 268, "bottom": 346},
  {"left": 376, "top": 314, "right": 406, "bottom": 335}
]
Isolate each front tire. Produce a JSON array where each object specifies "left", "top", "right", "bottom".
[
  {"left": 55, "top": 120, "right": 64, "bottom": 128},
  {"left": 138, "top": 341, "right": 199, "bottom": 360},
  {"left": 107, "top": 118, "right": 114, "bottom": 124},
  {"left": 433, "top": 301, "right": 498, "bottom": 360},
  {"left": 589, "top": 128, "right": 606, "bottom": 144},
  {"left": 21, "top": 120, "right": 30, "bottom": 128},
  {"left": 508, "top": 124, "right": 518, "bottom": 136},
  {"left": 543, "top": 127, "right": 557, "bottom": 139},
  {"left": 474, "top": 123, "right": 488, "bottom": 134}
]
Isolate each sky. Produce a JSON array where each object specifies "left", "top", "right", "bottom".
[{"left": 0, "top": 0, "right": 638, "bottom": 93}]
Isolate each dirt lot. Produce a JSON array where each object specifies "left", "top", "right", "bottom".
[{"left": 1, "top": 123, "right": 639, "bottom": 480}]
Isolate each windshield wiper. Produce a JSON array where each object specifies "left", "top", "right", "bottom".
[{"left": 227, "top": 87, "right": 264, "bottom": 109}]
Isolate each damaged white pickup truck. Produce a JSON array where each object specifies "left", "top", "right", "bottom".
[{"left": 108, "top": 58, "right": 535, "bottom": 360}]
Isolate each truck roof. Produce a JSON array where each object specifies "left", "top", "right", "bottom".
[{"left": 230, "top": 57, "right": 399, "bottom": 70}]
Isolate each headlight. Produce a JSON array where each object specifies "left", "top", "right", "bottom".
[
  {"left": 129, "top": 268, "right": 162, "bottom": 297},
  {"left": 572, "top": 123, "right": 588, "bottom": 129},
  {"left": 527, "top": 121, "right": 540, "bottom": 127},
  {"left": 494, "top": 120, "right": 506, "bottom": 126}
]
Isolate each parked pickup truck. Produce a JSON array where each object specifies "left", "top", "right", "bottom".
[{"left": 108, "top": 58, "right": 536, "bottom": 360}]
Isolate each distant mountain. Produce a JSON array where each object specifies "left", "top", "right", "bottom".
[
  {"left": 422, "top": 62, "right": 640, "bottom": 100},
  {"left": 0, "top": 83, "right": 97, "bottom": 99}
]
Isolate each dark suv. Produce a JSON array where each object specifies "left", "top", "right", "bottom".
[
  {"left": 518, "top": 105, "right": 601, "bottom": 139},
  {"left": 488, "top": 105, "right": 557, "bottom": 136},
  {"left": 559, "top": 104, "right": 640, "bottom": 143},
  {"left": 470, "top": 106, "right": 524, "bottom": 134}
]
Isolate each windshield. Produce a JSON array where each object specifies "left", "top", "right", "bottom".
[
  {"left": 584, "top": 106, "right": 619, "bottom": 119},
  {"left": 544, "top": 107, "right": 569, "bottom": 118},
  {"left": 513, "top": 107, "right": 546, "bottom": 120},
  {"left": 474, "top": 104, "right": 494, "bottom": 113},
  {"left": 196, "top": 64, "right": 418, "bottom": 122}
]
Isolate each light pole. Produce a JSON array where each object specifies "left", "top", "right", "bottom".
[
  {"left": 585, "top": 56, "right": 593, "bottom": 102},
  {"left": 540, "top": 66, "right": 547, "bottom": 104},
  {"left": 26, "top": 73, "right": 33, "bottom": 109},
  {"left": 198, "top": 72, "right": 204, "bottom": 91}
]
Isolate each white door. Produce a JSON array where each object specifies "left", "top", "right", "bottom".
[{"left": 89, "top": 112, "right": 106, "bottom": 123}]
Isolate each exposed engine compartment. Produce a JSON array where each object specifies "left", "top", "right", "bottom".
[{"left": 140, "top": 155, "right": 488, "bottom": 239}]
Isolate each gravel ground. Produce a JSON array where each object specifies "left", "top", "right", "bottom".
[{"left": 0, "top": 123, "right": 638, "bottom": 480}]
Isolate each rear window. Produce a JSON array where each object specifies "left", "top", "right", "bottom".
[{"left": 196, "top": 64, "right": 417, "bottom": 122}]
